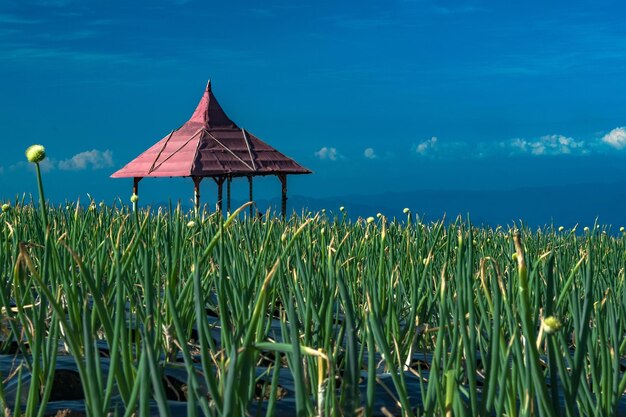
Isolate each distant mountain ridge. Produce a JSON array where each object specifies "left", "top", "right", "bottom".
[{"left": 254, "top": 181, "right": 626, "bottom": 229}]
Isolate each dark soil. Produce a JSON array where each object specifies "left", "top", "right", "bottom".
[
  {"left": 48, "top": 370, "right": 85, "bottom": 402},
  {"left": 163, "top": 376, "right": 189, "bottom": 401},
  {"left": 254, "top": 381, "right": 287, "bottom": 401}
]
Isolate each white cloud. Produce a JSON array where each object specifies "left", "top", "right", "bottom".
[
  {"left": 506, "top": 135, "right": 585, "bottom": 156},
  {"left": 411, "top": 133, "right": 598, "bottom": 160},
  {"left": 415, "top": 136, "right": 438, "bottom": 155},
  {"left": 602, "top": 127, "right": 626, "bottom": 149},
  {"left": 58, "top": 149, "right": 114, "bottom": 170},
  {"left": 314, "top": 146, "right": 340, "bottom": 161},
  {"left": 363, "top": 147, "right": 377, "bottom": 159},
  {"left": 39, "top": 159, "right": 56, "bottom": 172},
  {"left": 9, "top": 159, "right": 54, "bottom": 173},
  {"left": 9, "top": 149, "right": 114, "bottom": 173},
  {"left": 414, "top": 136, "right": 473, "bottom": 159}
]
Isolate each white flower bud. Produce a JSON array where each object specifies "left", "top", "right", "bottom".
[{"left": 25, "top": 144, "right": 46, "bottom": 163}]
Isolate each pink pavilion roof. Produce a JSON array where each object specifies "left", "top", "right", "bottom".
[{"left": 111, "top": 81, "right": 311, "bottom": 179}]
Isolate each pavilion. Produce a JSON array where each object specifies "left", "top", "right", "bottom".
[{"left": 111, "top": 81, "right": 311, "bottom": 217}]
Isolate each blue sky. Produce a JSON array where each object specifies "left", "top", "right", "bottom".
[{"left": 1, "top": 0, "right": 626, "bottom": 209}]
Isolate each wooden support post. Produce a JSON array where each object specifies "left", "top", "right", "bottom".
[
  {"left": 214, "top": 177, "right": 224, "bottom": 214},
  {"left": 226, "top": 176, "right": 232, "bottom": 213},
  {"left": 247, "top": 175, "right": 254, "bottom": 217},
  {"left": 278, "top": 174, "right": 287, "bottom": 220},
  {"left": 193, "top": 177, "right": 203, "bottom": 213},
  {"left": 133, "top": 177, "right": 141, "bottom": 195},
  {"left": 132, "top": 177, "right": 141, "bottom": 212}
]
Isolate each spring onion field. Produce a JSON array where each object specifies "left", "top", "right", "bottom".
[{"left": 1, "top": 201, "right": 625, "bottom": 417}]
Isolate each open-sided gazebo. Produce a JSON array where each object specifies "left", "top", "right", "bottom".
[{"left": 111, "top": 81, "right": 311, "bottom": 217}]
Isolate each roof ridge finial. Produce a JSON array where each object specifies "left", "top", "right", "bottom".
[{"left": 206, "top": 79, "right": 212, "bottom": 92}]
